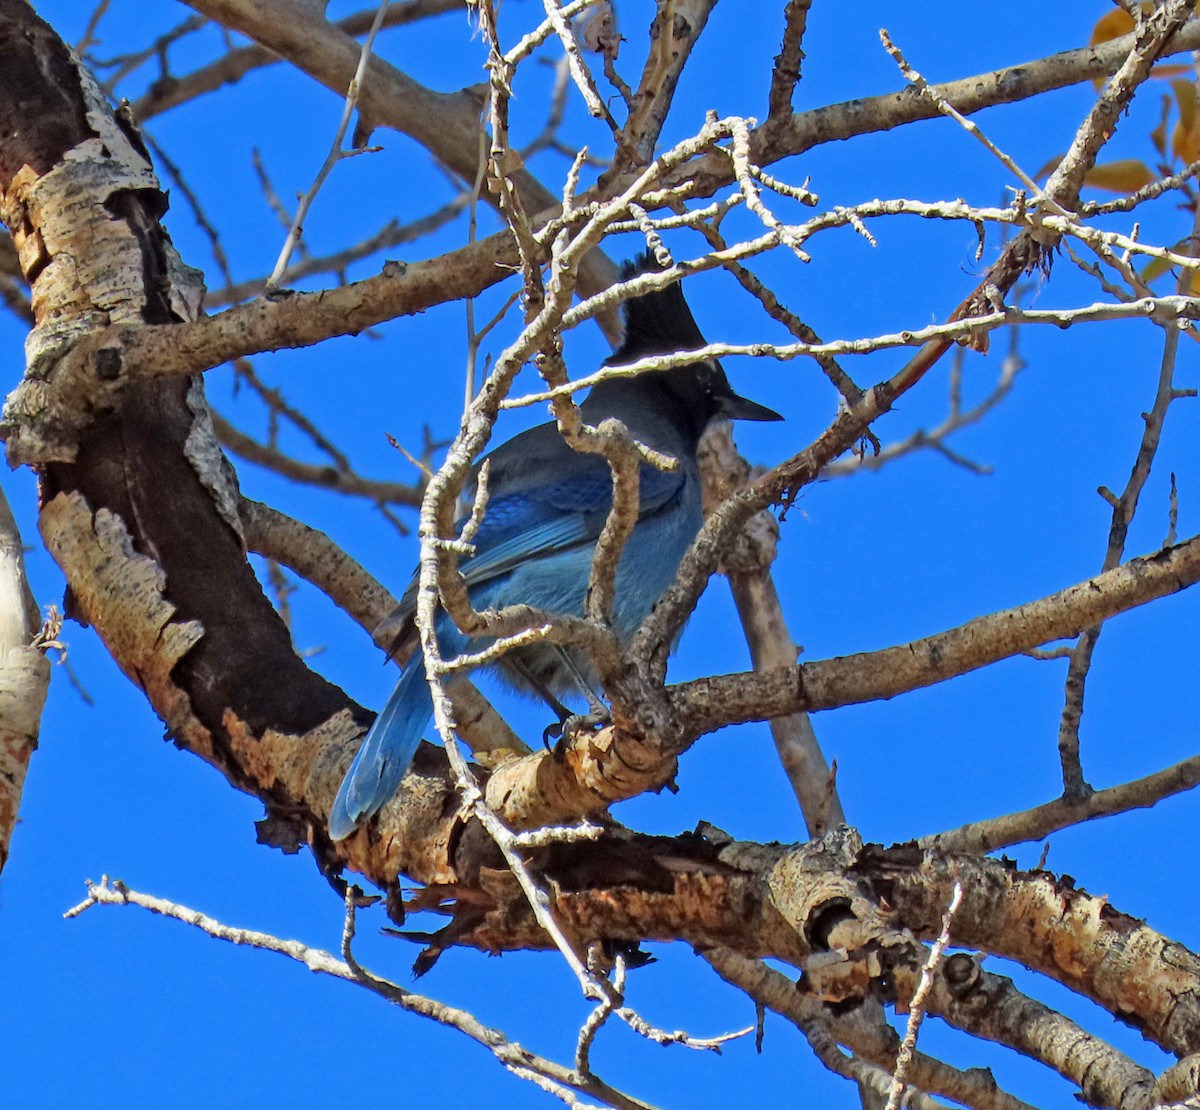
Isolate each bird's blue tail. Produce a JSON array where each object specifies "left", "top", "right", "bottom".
[{"left": 328, "top": 652, "right": 433, "bottom": 840}]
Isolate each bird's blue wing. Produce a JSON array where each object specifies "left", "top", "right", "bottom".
[
  {"left": 337, "top": 463, "right": 686, "bottom": 838},
  {"left": 386, "top": 460, "right": 686, "bottom": 627},
  {"left": 457, "top": 462, "right": 685, "bottom": 589}
]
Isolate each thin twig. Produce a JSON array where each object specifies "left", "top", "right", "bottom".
[
  {"left": 880, "top": 29, "right": 1052, "bottom": 203},
  {"left": 1055, "top": 200, "right": 1200, "bottom": 796},
  {"left": 68, "top": 878, "right": 652, "bottom": 1110},
  {"left": 885, "top": 882, "right": 964, "bottom": 1110},
  {"left": 263, "top": 0, "right": 392, "bottom": 291}
]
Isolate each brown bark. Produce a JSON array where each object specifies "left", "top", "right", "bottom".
[
  {"left": 0, "top": 0, "right": 368, "bottom": 853},
  {"left": 6, "top": 9, "right": 1200, "bottom": 1104}
]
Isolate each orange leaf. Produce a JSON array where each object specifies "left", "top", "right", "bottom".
[
  {"left": 1170, "top": 80, "right": 1200, "bottom": 164},
  {"left": 1033, "top": 153, "right": 1063, "bottom": 181},
  {"left": 1089, "top": 8, "right": 1135, "bottom": 46},
  {"left": 1151, "top": 63, "right": 1194, "bottom": 79},
  {"left": 1172, "top": 79, "right": 1197, "bottom": 133},
  {"left": 1141, "top": 239, "right": 1198, "bottom": 285},
  {"left": 1082, "top": 159, "right": 1155, "bottom": 193},
  {"left": 1142, "top": 255, "right": 1172, "bottom": 283},
  {"left": 1174, "top": 121, "right": 1200, "bottom": 164}
]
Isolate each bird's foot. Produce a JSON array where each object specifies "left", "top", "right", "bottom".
[{"left": 542, "top": 708, "right": 611, "bottom": 759}]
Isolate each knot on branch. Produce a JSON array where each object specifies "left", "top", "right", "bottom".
[
  {"left": 484, "top": 724, "right": 678, "bottom": 831},
  {"left": 763, "top": 829, "right": 929, "bottom": 1008}
]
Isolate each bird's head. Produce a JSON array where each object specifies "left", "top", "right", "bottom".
[{"left": 596, "top": 254, "right": 782, "bottom": 439}]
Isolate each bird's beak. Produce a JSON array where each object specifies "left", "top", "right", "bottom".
[{"left": 719, "top": 391, "right": 784, "bottom": 422}]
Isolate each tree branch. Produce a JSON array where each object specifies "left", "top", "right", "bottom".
[
  {"left": 67, "top": 876, "right": 655, "bottom": 1110},
  {"left": 0, "top": 482, "right": 51, "bottom": 873},
  {"left": 670, "top": 535, "right": 1200, "bottom": 744},
  {"left": 921, "top": 752, "right": 1200, "bottom": 856},
  {"left": 129, "top": 1, "right": 467, "bottom": 121}
]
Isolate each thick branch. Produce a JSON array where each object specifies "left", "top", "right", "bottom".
[
  {"left": 130, "top": 1, "right": 467, "bottom": 121},
  {"left": 239, "top": 497, "right": 397, "bottom": 632},
  {"left": 0, "top": 482, "right": 49, "bottom": 874},
  {"left": 3, "top": 234, "right": 518, "bottom": 465},
  {"left": 706, "top": 949, "right": 1040, "bottom": 1110},
  {"left": 0, "top": 0, "right": 370, "bottom": 866},
  {"left": 670, "top": 536, "right": 1200, "bottom": 744},
  {"left": 668, "top": 17, "right": 1200, "bottom": 203},
  {"left": 863, "top": 846, "right": 1200, "bottom": 1058}
]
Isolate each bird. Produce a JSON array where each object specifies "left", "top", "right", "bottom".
[{"left": 329, "top": 258, "right": 782, "bottom": 840}]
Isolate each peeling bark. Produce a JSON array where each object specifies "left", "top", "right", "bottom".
[
  {"left": 5, "top": 10, "right": 1200, "bottom": 1104},
  {"left": 0, "top": 0, "right": 370, "bottom": 855},
  {"left": 0, "top": 484, "right": 48, "bottom": 872}
]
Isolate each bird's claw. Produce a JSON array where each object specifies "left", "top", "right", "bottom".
[
  {"left": 542, "top": 709, "right": 611, "bottom": 760},
  {"left": 564, "top": 709, "right": 611, "bottom": 737}
]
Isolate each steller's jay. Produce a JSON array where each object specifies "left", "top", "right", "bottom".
[{"left": 329, "top": 260, "right": 781, "bottom": 840}]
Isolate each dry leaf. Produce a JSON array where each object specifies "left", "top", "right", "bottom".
[{"left": 1082, "top": 159, "right": 1155, "bottom": 193}]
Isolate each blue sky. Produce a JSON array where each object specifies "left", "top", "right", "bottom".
[{"left": 2, "top": 3, "right": 1198, "bottom": 1107}]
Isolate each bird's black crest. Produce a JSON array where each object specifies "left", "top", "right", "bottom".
[{"left": 608, "top": 253, "right": 708, "bottom": 363}]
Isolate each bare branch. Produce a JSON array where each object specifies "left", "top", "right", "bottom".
[
  {"left": 705, "top": 949, "right": 1039, "bottom": 1110},
  {"left": 880, "top": 29, "right": 1046, "bottom": 200},
  {"left": 697, "top": 421, "right": 844, "bottom": 837},
  {"left": 767, "top": 0, "right": 812, "bottom": 120},
  {"left": 264, "top": 0, "right": 391, "bottom": 291},
  {"left": 206, "top": 195, "right": 470, "bottom": 308},
  {"left": 69, "top": 878, "right": 655, "bottom": 1110},
  {"left": 670, "top": 535, "right": 1200, "bottom": 745},
  {"left": 213, "top": 411, "right": 423, "bottom": 508},
  {"left": 130, "top": 2, "right": 466, "bottom": 121},
  {"left": 240, "top": 497, "right": 396, "bottom": 631},
  {"left": 1056, "top": 199, "right": 1199, "bottom": 796},
  {"left": 923, "top": 751, "right": 1200, "bottom": 855},
  {"left": 885, "top": 882, "right": 963, "bottom": 1110},
  {"left": 680, "top": 17, "right": 1200, "bottom": 204},
  {"left": 608, "top": 0, "right": 718, "bottom": 170}
]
